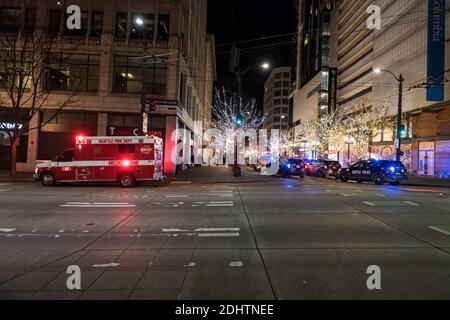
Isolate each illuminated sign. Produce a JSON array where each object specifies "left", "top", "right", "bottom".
[{"left": 0, "top": 123, "right": 23, "bottom": 130}]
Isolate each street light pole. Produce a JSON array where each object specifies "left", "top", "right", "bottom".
[
  {"left": 136, "top": 17, "right": 148, "bottom": 134},
  {"left": 232, "top": 62, "right": 270, "bottom": 177},
  {"left": 396, "top": 74, "right": 405, "bottom": 162},
  {"left": 374, "top": 69, "right": 404, "bottom": 162}
]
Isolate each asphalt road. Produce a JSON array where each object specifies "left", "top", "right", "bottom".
[{"left": 1, "top": 167, "right": 450, "bottom": 300}]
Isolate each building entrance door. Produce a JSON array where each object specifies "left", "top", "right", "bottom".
[{"left": 419, "top": 149, "right": 435, "bottom": 177}]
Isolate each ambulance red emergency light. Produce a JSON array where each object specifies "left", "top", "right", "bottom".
[{"left": 34, "top": 136, "right": 164, "bottom": 187}]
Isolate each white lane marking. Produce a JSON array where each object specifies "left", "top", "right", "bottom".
[
  {"left": 229, "top": 261, "right": 244, "bottom": 267},
  {"left": 92, "top": 263, "right": 120, "bottom": 268},
  {"left": 405, "top": 201, "right": 419, "bottom": 206},
  {"left": 0, "top": 189, "right": 12, "bottom": 192},
  {"left": 0, "top": 233, "right": 99, "bottom": 237},
  {"left": 184, "top": 262, "right": 197, "bottom": 268},
  {"left": 363, "top": 201, "right": 376, "bottom": 207},
  {"left": 428, "top": 226, "right": 450, "bottom": 235},
  {"left": 59, "top": 229, "right": 65, "bottom": 233},
  {"left": 61, "top": 202, "right": 136, "bottom": 208},
  {"left": 0, "top": 228, "right": 16, "bottom": 233},
  {"left": 377, "top": 193, "right": 386, "bottom": 197},
  {"left": 166, "top": 195, "right": 189, "bottom": 198},
  {"left": 206, "top": 204, "right": 234, "bottom": 207},
  {"left": 194, "top": 228, "right": 240, "bottom": 232},
  {"left": 199, "top": 233, "right": 240, "bottom": 237},
  {"left": 162, "top": 229, "right": 189, "bottom": 233},
  {"left": 341, "top": 193, "right": 350, "bottom": 197}
]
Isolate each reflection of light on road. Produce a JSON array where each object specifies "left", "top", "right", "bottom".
[{"left": 401, "top": 188, "right": 447, "bottom": 195}]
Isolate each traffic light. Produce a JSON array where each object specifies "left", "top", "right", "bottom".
[
  {"left": 400, "top": 124, "right": 407, "bottom": 136},
  {"left": 236, "top": 115, "right": 244, "bottom": 127}
]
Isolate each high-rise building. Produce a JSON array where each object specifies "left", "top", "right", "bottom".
[
  {"left": 333, "top": 0, "right": 449, "bottom": 177},
  {"left": 292, "top": 0, "right": 335, "bottom": 147},
  {"left": 0, "top": 0, "right": 216, "bottom": 175},
  {"left": 263, "top": 67, "right": 292, "bottom": 131},
  {"left": 292, "top": 0, "right": 450, "bottom": 177}
]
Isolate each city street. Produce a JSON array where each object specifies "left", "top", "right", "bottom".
[{"left": 1, "top": 166, "right": 450, "bottom": 300}]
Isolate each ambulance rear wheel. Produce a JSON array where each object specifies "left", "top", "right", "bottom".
[
  {"left": 119, "top": 174, "right": 135, "bottom": 188},
  {"left": 41, "top": 173, "right": 56, "bottom": 187}
]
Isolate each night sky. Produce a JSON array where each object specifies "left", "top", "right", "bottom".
[{"left": 207, "top": 0, "right": 294, "bottom": 107}]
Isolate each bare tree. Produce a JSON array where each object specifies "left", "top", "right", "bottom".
[
  {"left": 211, "top": 88, "right": 265, "bottom": 132},
  {"left": 0, "top": 30, "right": 77, "bottom": 178},
  {"left": 296, "top": 119, "right": 318, "bottom": 157},
  {"left": 345, "top": 102, "right": 389, "bottom": 160}
]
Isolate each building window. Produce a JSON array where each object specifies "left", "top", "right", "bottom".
[
  {"left": 49, "top": 9, "right": 62, "bottom": 36},
  {"left": 115, "top": 12, "right": 128, "bottom": 39},
  {"left": 275, "top": 73, "right": 282, "bottom": 80},
  {"left": 0, "top": 51, "right": 32, "bottom": 89},
  {"left": 274, "top": 90, "right": 282, "bottom": 97},
  {"left": 180, "top": 73, "right": 187, "bottom": 106},
  {"left": 131, "top": 13, "right": 154, "bottom": 41},
  {"left": 24, "top": 8, "right": 36, "bottom": 34},
  {"left": 64, "top": 11, "right": 88, "bottom": 37},
  {"left": 91, "top": 12, "right": 103, "bottom": 37},
  {"left": 113, "top": 56, "right": 167, "bottom": 95},
  {"left": 46, "top": 53, "right": 100, "bottom": 92},
  {"left": 0, "top": 7, "right": 21, "bottom": 33},
  {"left": 157, "top": 15, "right": 170, "bottom": 41}
]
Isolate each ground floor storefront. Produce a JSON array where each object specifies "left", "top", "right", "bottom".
[
  {"left": 370, "top": 105, "right": 450, "bottom": 179},
  {"left": 11, "top": 101, "right": 196, "bottom": 176}
]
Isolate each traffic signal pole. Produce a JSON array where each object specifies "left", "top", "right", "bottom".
[{"left": 396, "top": 74, "right": 404, "bottom": 162}]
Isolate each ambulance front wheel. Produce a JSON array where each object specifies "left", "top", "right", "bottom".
[
  {"left": 119, "top": 173, "right": 135, "bottom": 188},
  {"left": 41, "top": 172, "right": 56, "bottom": 187}
]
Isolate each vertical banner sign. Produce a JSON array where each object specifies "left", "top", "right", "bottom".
[
  {"left": 328, "top": 68, "right": 338, "bottom": 112},
  {"left": 427, "top": 0, "right": 445, "bottom": 101}
]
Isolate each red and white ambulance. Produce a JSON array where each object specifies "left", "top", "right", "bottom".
[{"left": 34, "top": 136, "right": 164, "bottom": 187}]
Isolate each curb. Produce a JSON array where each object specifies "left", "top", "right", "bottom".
[{"left": 401, "top": 183, "right": 450, "bottom": 189}]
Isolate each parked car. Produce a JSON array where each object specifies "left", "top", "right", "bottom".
[
  {"left": 318, "top": 160, "right": 342, "bottom": 178},
  {"left": 338, "top": 160, "right": 408, "bottom": 185},
  {"left": 279, "top": 158, "right": 305, "bottom": 178},
  {"left": 304, "top": 159, "right": 321, "bottom": 176}
]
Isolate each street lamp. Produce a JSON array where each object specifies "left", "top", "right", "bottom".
[
  {"left": 374, "top": 68, "right": 405, "bottom": 162},
  {"left": 135, "top": 16, "right": 149, "bottom": 134},
  {"left": 233, "top": 61, "right": 270, "bottom": 177},
  {"left": 344, "top": 136, "right": 355, "bottom": 164}
]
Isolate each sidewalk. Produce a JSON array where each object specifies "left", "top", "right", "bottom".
[
  {"left": 170, "top": 165, "right": 276, "bottom": 184},
  {"left": 0, "top": 171, "right": 34, "bottom": 182},
  {"left": 404, "top": 175, "right": 450, "bottom": 188}
]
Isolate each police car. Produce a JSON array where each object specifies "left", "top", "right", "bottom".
[
  {"left": 338, "top": 160, "right": 408, "bottom": 185},
  {"left": 279, "top": 158, "right": 305, "bottom": 178}
]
